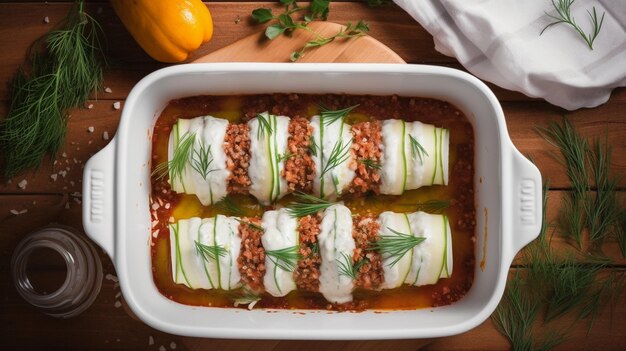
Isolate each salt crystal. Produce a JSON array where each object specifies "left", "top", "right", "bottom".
[
  {"left": 50, "top": 174, "right": 58, "bottom": 181},
  {"left": 115, "top": 292, "right": 122, "bottom": 298},
  {"left": 113, "top": 101, "right": 121, "bottom": 110},
  {"left": 43, "top": 16, "right": 50, "bottom": 24},
  {"left": 159, "top": 346, "right": 166, "bottom": 351},
  {"left": 18, "top": 179, "right": 27, "bottom": 189},
  {"left": 165, "top": 203, "right": 171, "bottom": 209},
  {"left": 170, "top": 342, "right": 177, "bottom": 349},
  {"left": 152, "top": 203, "right": 160, "bottom": 210},
  {"left": 152, "top": 230, "right": 159, "bottom": 238},
  {"left": 88, "top": 126, "right": 95, "bottom": 133},
  {"left": 73, "top": 198, "right": 81, "bottom": 204},
  {"left": 104, "top": 87, "right": 112, "bottom": 93},
  {"left": 148, "top": 336, "right": 154, "bottom": 346},
  {"left": 62, "top": 152, "right": 67, "bottom": 158},
  {"left": 87, "top": 104, "right": 94, "bottom": 109},
  {"left": 105, "top": 274, "right": 119, "bottom": 282},
  {"left": 19, "top": 209, "right": 28, "bottom": 215},
  {"left": 114, "top": 301, "right": 122, "bottom": 308},
  {"left": 103, "top": 131, "right": 109, "bottom": 140},
  {"left": 10, "top": 210, "right": 19, "bottom": 215}
]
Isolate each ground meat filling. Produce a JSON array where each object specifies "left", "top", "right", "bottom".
[
  {"left": 294, "top": 214, "right": 322, "bottom": 292},
  {"left": 237, "top": 217, "right": 265, "bottom": 292},
  {"left": 224, "top": 123, "right": 251, "bottom": 194},
  {"left": 352, "top": 215, "right": 384, "bottom": 290},
  {"left": 348, "top": 121, "right": 382, "bottom": 195},
  {"left": 283, "top": 117, "right": 316, "bottom": 193}
]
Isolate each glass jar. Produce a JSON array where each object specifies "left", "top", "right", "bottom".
[{"left": 11, "top": 225, "right": 103, "bottom": 318}]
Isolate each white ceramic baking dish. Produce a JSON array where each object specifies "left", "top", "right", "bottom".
[{"left": 82, "top": 63, "right": 542, "bottom": 339}]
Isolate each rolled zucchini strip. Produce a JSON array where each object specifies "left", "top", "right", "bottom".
[
  {"left": 166, "top": 116, "right": 230, "bottom": 205},
  {"left": 261, "top": 208, "right": 299, "bottom": 297},
  {"left": 380, "top": 120, "right": 449, "bottom": 194},
  {"left": 404, "top": 211, "right": 452, "bottom": 286},
  {"left": 169, "top": 215, "right": 241, "bottom": 290},
  {"left": 377, "top": 211, "right": 415, "bottom": 289},
  {"left": 310, "top": 115, "right": 356, "bottom": 200},
  {"left": 317, "top": 204, "right": 356, "bottom": 304},
  {"left": 247, "top": 112, "right": 291, "bottom": 205}
]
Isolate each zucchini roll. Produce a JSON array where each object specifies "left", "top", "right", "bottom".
[
  {"left": 163, "top": 114, "right": 449, "bottom": 204},
  {"left": 169, "top": 207, "right": 453, "bottom": 304}
]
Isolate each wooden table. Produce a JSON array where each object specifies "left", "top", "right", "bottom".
[{"left": 1, "top": 2, "right": 624, "bottom": 350}]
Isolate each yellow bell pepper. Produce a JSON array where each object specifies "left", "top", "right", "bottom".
[{"left": 110, "top": 0, "right": 213, "bottom": 63}]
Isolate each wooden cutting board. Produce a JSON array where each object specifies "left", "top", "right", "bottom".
[
  {"left": 194, "top": 21, "right": 405, "bottom": 63},
  {"left": 186, "top": 22, "right": 431, "bottom": 351}
]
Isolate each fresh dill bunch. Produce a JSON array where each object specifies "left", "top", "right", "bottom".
[
  {"left": 540, "top": 0, "right": 605, "bottom": 50},
  {"left": 319, "top": 104, "right": 358, "bottom": 126},
  {"left": 0, "top": 0, "right": 105, "bottom": 179}
]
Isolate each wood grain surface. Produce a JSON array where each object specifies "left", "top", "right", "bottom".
[{"left": 0, "top": 2, "right": 624, "bottom": 351}]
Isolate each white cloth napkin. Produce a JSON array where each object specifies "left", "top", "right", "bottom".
[{"left": 393, "top": 0, "right": 626, "bottom": 110}]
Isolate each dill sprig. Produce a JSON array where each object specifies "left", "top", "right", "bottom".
[
  {"left": 409, "top": 134, "right": 429, "bottom": 165},
  {"left": 0, "top": 0, "right": 105, "bottom": 179},
  {"left": 152, "top": 132, "right": 196, "bottom": 184},
  {"left": 214, "top": 196, "right": 246, "bottom": 217},
  {"left": 191, "top": 142, "right": 217, "bottom": 180},
  {"left": 266, "top": 245, "right": 302, "bottom": 272},
  {"left": 194, "top": 240, "right": 227, "bottom": 263},
  {"left": 286, "top": 192, "right": 335, "bottom": 217},
  {"left": 336, "top": 253, "right": 366, "bottom": 280},
  {"left": 230, "top": 287, "right": 261, "bottom": 309},
  {"left": 277, "top": 152, "right": 294, "bottom": 163},
  {"left": 319, "top": 104, "right": 359, "bottom": 126},
  {"left": 368, "top": 227, "right": 426, "bottom": 267},
  {"left": 540, "top": 0, "right": 605, "bottom": 50},
  {"left": 235, "top": 218, "right": 264, "bottom": 232},
  {"left": 537, "top": 118, "right": 623, "bottom": 254},
  {"left": 309, "top": 135, "right": 319, "bottom": 157},
  {"left": 320, "top": 137, "right": 353, "bottom": 178},
  {"left": 359, "top": 158, "right": 382, "bottom": 170},
  {"left": 256, "top": 113, "right": 273, "bottom": 140}
]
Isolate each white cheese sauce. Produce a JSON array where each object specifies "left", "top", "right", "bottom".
[
  {"left": 261, "top": 209, "right": 299, "bottom": 297},
  {"left": 318, "top": 204, "right": 356, "bottom": 304},
  {"left": 247, "top": 112, "right": 290, "bottom": 205},
  {"left": 310, "top": 116, "right": 355, "bottom": 200}
]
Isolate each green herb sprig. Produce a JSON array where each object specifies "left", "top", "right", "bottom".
[
  {"left": 0, "top": 0, "right": 105, "bottom": 179},
  {"left": 320, "top": 104, "right": 359, "bottom": 126},
  {"left": 359, "top": 158, "right": 382, "bottom": 170},
  {"left": 368, "top": 227, "right": 426, "bottom": 267},
  {"left": 252, "top": 0, "right": 369, "bottom": 61},
  {"left": 540, "top": 0, "right": 605, "bottom": 50},
  {"left": 286, "top": 192, "right": 335, "bottom": 217},
  {"left": 320, "top": 137, "right": 353, "bottom": 179},
  {"left": 152, "top": 132, "right": 196, "bottom": 184},
  {"left": 235, "top": 218, "right": 265, "bottom": 232},
  {"left": 337, "top": 253, "right": 366, "bottom": 280},
  {"left": 230, "top": 287, "right": 262, "bottom": 309},
  {"left": 266, "top": 245, "right": 302, "bottom": 272},
  {"left": 194, "top": 240, "right": 227, "bottom": 263},
  {"left": 215, "top": 196, "right": 246, "bottom": 217},
  {"left": 409, "top": 134, "right": 429, "bottom": 165},
  {"left": 191, "top": 142, "right": 217, "bottom": 180}
]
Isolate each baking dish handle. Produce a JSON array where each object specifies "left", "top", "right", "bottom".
[
  {"left": 509, "top": 147, "right": 543, "bottom": 255},
  {"left": 82, "top": 140, "right": 116, "bottom": 260}
]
